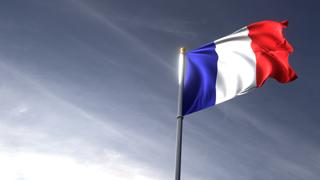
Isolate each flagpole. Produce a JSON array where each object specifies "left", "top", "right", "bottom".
[{"left": 175, "top": 47, "right": 186, "bottom": 180}]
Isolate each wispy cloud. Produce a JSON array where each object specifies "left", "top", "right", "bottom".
[{"left": 108, "top": 14, "right": 199, "bottom": 39}]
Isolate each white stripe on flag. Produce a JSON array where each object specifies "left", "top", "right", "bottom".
[{"left": 214, "top": 27, "right": 257, "bottom": 104}]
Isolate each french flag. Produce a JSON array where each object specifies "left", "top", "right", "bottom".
[{"left": 183, "top": 20, "right": 297, "bottom": 115}]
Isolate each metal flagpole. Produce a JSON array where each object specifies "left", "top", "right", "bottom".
[{"left": 175, "top": 47, "right": 186, "bottom": 180}]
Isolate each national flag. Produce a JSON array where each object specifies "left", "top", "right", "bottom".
[{"left": 183, "top": 20, "right": 297, "bottom": 115}]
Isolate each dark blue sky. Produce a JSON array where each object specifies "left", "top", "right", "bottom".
[{"left": 0, "top": 0, "right": 319, "bottom": 179}]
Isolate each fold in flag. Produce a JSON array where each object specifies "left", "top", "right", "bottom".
[{"left": 183, "top": 20, "right": 297, "bottom": 115}]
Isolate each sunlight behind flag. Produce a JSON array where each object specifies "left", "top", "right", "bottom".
[{"left": 178, "top": 48, "right": 185, "bottom": 85}]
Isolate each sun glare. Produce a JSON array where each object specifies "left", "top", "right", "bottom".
[
  {"left": 178, "top": 53, "right": 184, "bottom": 85},
  {"left": 0, "top": 151, "right": 155, "bottom": 180}
]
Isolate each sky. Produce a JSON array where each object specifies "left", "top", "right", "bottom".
[{"left": 0, "top": 0, "right": 319, "bottom": 179}]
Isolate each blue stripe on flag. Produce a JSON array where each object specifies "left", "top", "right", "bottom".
[{"left": 182, "top": 42, "right": 218, "bottom": 115}]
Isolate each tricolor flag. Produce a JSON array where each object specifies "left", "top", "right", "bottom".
[{"left": 182, "top": 20, "right": 297, "bottom": 115}]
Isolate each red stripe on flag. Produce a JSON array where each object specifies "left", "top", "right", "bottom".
[{"left": 248, "top": 20, "right": 297, "bottom": 87}]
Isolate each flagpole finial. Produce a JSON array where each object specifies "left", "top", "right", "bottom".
[{"left": 180, "top": 47, "right": 186, "bottom": 54}]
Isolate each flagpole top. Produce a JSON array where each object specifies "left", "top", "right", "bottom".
[{"left": 179, "top": 47, "right": 186, "bottom": 54}]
